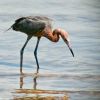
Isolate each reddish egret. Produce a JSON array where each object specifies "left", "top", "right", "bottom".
[{"left": 8, "top": 16, "right": 74, "bottom": 74}]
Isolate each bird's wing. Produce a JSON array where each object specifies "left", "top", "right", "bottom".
[
  {"left": 14, "top": 17, "right": 50, "bottom": 34},
  {"left": 28, "top": 16, "right": 52, "bottom": 23},
  {"left": 28, "top": 16, "right": 52, "bottom": 29}
]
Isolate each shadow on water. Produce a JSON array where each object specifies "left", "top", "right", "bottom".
[{"left": 13, "top": 73, "right": 69, "bottom": 100}]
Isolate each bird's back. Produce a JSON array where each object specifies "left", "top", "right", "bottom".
[{"left": 12, "top": 16, "right": 52, "bottom": 36}]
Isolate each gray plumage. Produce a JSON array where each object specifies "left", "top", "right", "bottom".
[{"left": 12, "top": 16, "right": 52, "bottom": 36}]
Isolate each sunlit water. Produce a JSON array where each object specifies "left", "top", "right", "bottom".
[{"left": 0, "top": 0, "right": 100, "bottom": 100}]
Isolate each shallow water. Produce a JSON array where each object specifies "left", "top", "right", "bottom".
[{"left": 0, "top": 0, "right": 100, "bottom": 100}]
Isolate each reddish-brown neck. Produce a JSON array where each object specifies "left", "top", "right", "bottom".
[
  {"left": 43, "top": 29, "right": 60, "bottom": 42},
  {"left": 43, "top": 28, "right": 69, "bottom": 43}
]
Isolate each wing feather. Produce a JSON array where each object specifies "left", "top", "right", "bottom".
[{"left": 13, "top": 16, "right": 52, "bottom": 35}]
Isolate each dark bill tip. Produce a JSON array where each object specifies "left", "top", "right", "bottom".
[
  {"left": 69, "top": 48, "right": 74, "bottom": 57},
  {"left": 64, "top": 39, "right": 74, "bottom": 57}
]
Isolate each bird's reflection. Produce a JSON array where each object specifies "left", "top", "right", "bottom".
[
  {"left": 20, "top": 76, "right": 23, "bottom": 89},
  {"left": 15, "top": 73, "right": 68, "bottom": 100},
  {"left": 19, "top": 73, "right": 38, "bottom": 89},
  {"left": 33, "top": 75, "right": 38, "bottom": 90}
]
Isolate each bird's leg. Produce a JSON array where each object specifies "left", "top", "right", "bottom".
[
  {"left": 20, "top": 36, "right": 32, "bottom": 74},
  {"left": 34, "top": 37, "right": 41, "bottom": 73}
]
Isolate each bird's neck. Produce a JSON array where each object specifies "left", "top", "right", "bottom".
[{"left": 43, "top": 29, "right": 60, "bottom": 42}]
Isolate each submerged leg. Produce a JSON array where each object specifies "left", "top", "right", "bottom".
[
  {"left": 34, "top": 37, "right": 41, "bottom": 73},
  {"left": 20, "top": 36, "right": 32, "bottom": 74}
]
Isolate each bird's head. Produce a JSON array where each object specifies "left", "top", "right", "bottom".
[{"left": 55, "top": 28, "right": 74, "bottom": 57}]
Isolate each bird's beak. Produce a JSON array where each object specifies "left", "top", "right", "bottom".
[{"left": 64, "top": 39, "right": 74, "bottom": 57}]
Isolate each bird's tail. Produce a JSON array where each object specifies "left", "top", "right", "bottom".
[{"left": 4, "top": 25, "right": 12, "bottom": 32}]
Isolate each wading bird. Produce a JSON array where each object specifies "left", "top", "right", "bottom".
[{"left": 8, "top": 16, "right": 74, "bottom": 74}]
